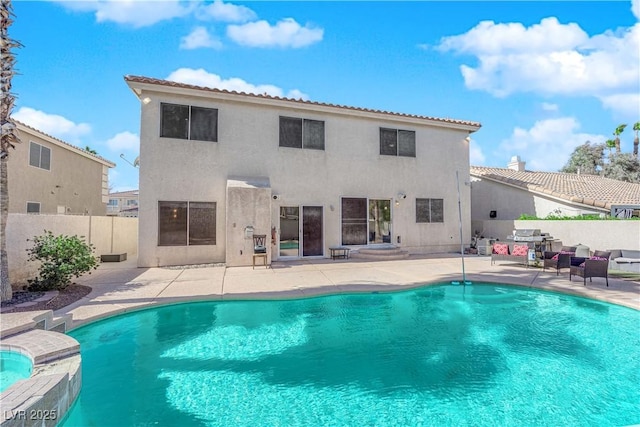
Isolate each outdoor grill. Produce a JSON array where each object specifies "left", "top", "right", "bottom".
[{"left": 507, "top": 229, "right": 555, "bottom": 256}]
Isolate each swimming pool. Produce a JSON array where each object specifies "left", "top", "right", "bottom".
[
  {"left": 62, "top": 284, "right": 640, "bottom": 426},
  {"left": 0, "top": 351, "right": 33, "bottom": 392}
]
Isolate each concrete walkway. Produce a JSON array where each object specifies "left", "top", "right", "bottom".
[{"left": 56, "top": 254, "right": 640, "bottom": 329}]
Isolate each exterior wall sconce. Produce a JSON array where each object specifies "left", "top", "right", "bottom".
[{"left": 397, "top": 192, "right": 406, "bottom": 200}]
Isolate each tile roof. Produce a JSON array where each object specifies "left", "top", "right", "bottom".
[
  {"left": 470, "top": 166, "right": 640, "bottom": 210},
  {"left": 15, "top": 120, "right": 116, "bottom": 167},
  {"left": 124, "top": 75, "right": 482, "bottom": 130}
]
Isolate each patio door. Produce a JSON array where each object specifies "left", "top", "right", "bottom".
[
  {"left": 279, "top": 205, "right": 323, "bottom": 258},
  {"left": 279, "top": 206, "right": 299, "bottom": 257},
  {"left": 341, "top": 197, "right": 392, "bottom": 245},
  {"left": 302, "top": 206, "right": 323, "bottom": 256}
]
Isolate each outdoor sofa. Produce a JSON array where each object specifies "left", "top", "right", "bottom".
[
  {"left": 608, "top": 249, "right": 640, "bottom": 273},
  {"left": 491, "top": 242, "right": 531, "bottom": 268}
]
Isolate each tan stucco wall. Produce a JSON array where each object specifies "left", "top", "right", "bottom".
[
  {"left": 135, "top": 88, "right": 474, "bottom": 267},
  {"left": 470, "top": 177, "right": 605, "bottom": 221},
  {"left": 472, "top": 219, "right": 640, "bottom": 252},
  {"left": 10, "top": 126, "right": 111, "bottom": 215},
  {"left": 6, "top": 214, "right": 138, "bottom": 285},
  {"left": 225, "top": 178, "right": 272, "bottom": 267}
]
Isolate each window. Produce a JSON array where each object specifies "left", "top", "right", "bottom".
[
  {"left": 108, "top": 199, "right": 118, "bottom": 206},
  {"left": 160, "top": 103, "right": 218, "bottom": 142},
  {"left": 26, "top": 202, "right": 40, "bottom": 214},
  {"left": 158, "top": 201, "right": 216, "bottom": 246},
  {"left": 416, "top": 198, "right": 444, "bottom": 223},
  {"left": 29, "top": 142, "right": 51, "bottom": 170},
  {"left": 279, "top": 116, "right": 325, "bottom": 150},
  {"left": 380, "top": 128, "right": 415, "bottom": 157}
]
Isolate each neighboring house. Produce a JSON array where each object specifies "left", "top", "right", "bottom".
[
  {"left": 10, "top": 121, "right": 115, "bottom": 215},
  {"left": 107, "top": 190, "right": 139, "bottom": 217},
  {"left": 470, "top": 156, "right": 640, "bottom": 221},
  {"left": 126, "top": 75, "right": 481, "bottom": 267}
]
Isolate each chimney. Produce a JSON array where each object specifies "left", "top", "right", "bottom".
[{"left": 507, "top": 155, "right": 526, "bottom": 172}]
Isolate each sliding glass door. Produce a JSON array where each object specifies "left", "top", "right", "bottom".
[
  {"left": 341, "top": 197, "right": 392, "bottom": 246},
  {"left": 279, "top": 205, "right": 324, "bottom": 257}
]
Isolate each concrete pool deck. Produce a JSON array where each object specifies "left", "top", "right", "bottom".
[{"left": 56, "top": 253, "right": 639, "bottom": 328}]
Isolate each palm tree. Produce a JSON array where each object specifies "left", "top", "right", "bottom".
[
  {"left": 1, "top": 0, "right": 21, "bottom": 301},
  {"left": 613, "top": 124, "right": 627, "bottom": 153},
  {"left": 633, "top": 122, "right": 640, "bottom": 159}
]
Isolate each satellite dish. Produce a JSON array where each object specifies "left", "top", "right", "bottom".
[{"left": 133, "top": 156, "right": 140, "bottom": 167}]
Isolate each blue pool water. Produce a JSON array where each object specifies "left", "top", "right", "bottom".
[
  {"left": 62, "top": 284, "right": 640, "bottom": 426},
  {"left": 0, "top": 351, "right": 33, "bottom": 392}
]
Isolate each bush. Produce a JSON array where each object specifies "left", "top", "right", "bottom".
[{"left": 26, "top": 230, "right": 98, "bottom": 291}]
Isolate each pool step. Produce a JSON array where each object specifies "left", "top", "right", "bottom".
[{"left": 351, "top": 247, "right": 410, "bottom": 261}]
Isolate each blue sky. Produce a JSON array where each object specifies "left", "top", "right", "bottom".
[{"left": 11, "top": 0, "right": 640, "bottom": 192}]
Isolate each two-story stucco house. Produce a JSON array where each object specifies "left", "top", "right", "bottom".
[
  {"left": 107, "top": 189, "right": 139, "bottom": 217},
  {"left": 10, "top": 121, "right": 115, "bottom": 215},
  {"left": 126, "top": 76, "right": 481, "bottom": 267}
]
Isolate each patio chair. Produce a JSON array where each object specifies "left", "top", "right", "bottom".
[
  {"left": 252, "top": 234, "right": 268, "bottom": 269},
  {"left": 543, "top": 246, "right": 577, "bottom": 275},
  {"left": 569, "top": 250, "right": 611, "bottom": 287}
]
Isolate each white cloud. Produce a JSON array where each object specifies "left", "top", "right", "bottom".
[
  {"left": 498, "top": 117, "right": 606, "bottom": 171},
  {"left": 106, "top": 131, "right": 139, "bottom": 152},
  {"left": 541, "top": 102, "right": 559, "bottom": 112},
  {"left": 196, "top": 0, "right": 256, "bottom": 23},
  {"left": 469, "top": 139, "right": 486, "bottom": 165},
  {"left": 14, "top": 107, "right": 91, "bottom": 142},
  {"left": 227, "top": 18, "right": 323, "bottom": 48},
  {"left": 56, "top": 0, "right": 193, "bottom": 28},
  {"left": 166, "top": 68, "right": 309, "bottom": 100},
  {"left": 437, "top": 17, "right": 640, "bottom": 118},
  {"left": 180, "top": 27, "right": 223, "bottom": 50},
  {"left": 633, "top": 0, "right": 640, "bottom": 20}
]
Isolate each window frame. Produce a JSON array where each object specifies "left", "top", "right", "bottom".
[
  {"left": 157, "top": 201, "right": 217, "bottom": 247},
  {"left": 28, "top": 141, "right": 51, "bottom": 171},
  {"left": 379, "top": 127, "right": 416, "bottom": 157},
  {"left": 416, "top": 198, "right": 444, "bottom": 223},
  {"left": 279, "top": 116, "right": 325, "bottom": 150},
  {"left": 160, "top": 102, "right": 218, "bottom": 142}
]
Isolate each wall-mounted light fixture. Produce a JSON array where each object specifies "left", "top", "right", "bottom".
[{"left": 397, "top": 192, "right": 407, "bottom": 200}]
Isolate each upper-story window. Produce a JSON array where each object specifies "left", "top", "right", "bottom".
[
  {"left": 380, "top": 128, "right": 416, "bottom": 157},
  {"left": 108, "top": 199, "right": 118, "bottom": 206},
  {"left": 160, "top": 103, "right": 218, "bottom": 142},
  {"left": 279, "top": 116, "right": 325, "bottom": 150},
  {"left": 29, "top": 142, "right": 51, "bottom": 170}
]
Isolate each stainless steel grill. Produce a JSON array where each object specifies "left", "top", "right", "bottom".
[{"left": 507, "top": 229, "right": 555, "bottom": 256}]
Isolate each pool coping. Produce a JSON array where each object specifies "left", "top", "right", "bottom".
[{"left": 0, "top": 312, "right": 81, "bottom": 427}]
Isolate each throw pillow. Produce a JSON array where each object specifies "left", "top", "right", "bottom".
[
  {"left": 512, "top": 244, "right": 529, "bottom": 256},
  {"left": 493, "top": 243, "right": 509, "bottom": 255}
]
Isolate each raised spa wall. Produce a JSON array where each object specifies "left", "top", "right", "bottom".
[{"left": 0, "top": 311, "right": 81, "bottom": 427}]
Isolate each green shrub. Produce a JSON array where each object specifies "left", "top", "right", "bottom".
[{"left": 26, "top": 230, "right": 98, "bottom": 291}]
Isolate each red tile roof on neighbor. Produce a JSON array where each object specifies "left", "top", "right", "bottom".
[
  {"left": 124, "top": 75, "right": 482, "bottom": 130},
  {"left": 16, "top": 120, "right": 115, "bottom": 167},
  {"left": 470, "top": 166, "right": 640, "bottom": 211}
]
